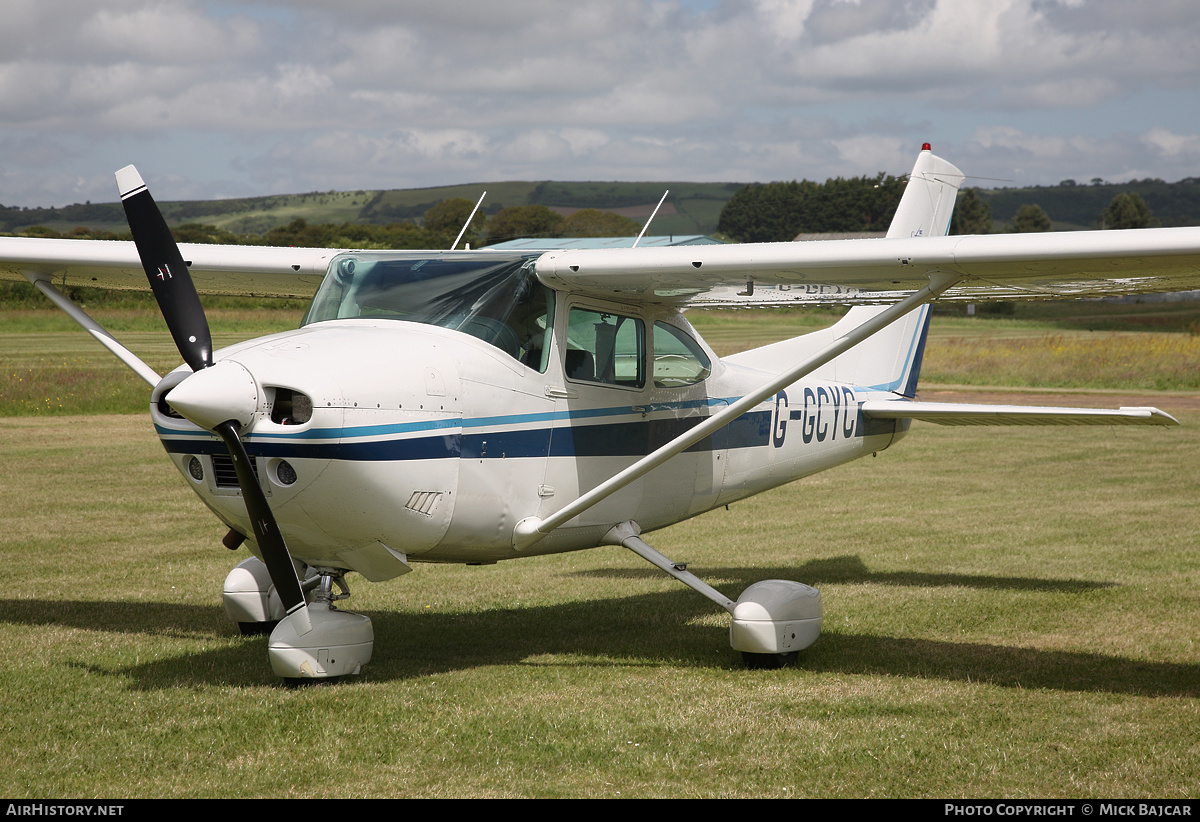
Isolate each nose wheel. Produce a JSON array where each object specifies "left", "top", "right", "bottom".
[
  {"left": 268, "top": 567, "right": 374, "bottom": 680},
  {"left": 224, "top": 559, "right": 374, "bottom": 680}
]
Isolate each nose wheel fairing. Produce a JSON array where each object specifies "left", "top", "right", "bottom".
[{"left": 223, "top": 558, "right": 375, "bottom": 680}]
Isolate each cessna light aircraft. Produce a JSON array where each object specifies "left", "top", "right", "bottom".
[{"left": 2, "top": 146, "right": 1198, "bottom": 679}]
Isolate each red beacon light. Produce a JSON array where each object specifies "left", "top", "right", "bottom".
[{"left": 922, "top": 143, "right": 932, "bottom": 151}]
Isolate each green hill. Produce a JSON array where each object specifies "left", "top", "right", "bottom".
[
  {"left": 977, "top": 177, "right": 1200, "bottom": 230},
  {"left": 5, "top": 175, "right": 1200, "bottom": 240},
  {"left": 0, "top": 181, "right": 744, "bottom": 238}
]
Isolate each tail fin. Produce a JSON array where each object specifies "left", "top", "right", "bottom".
[
  {"left": 883, "top": 145, "right": 964, "bottom": 240},
  {"left": 728, "top": 146, "right": 964, "bottom": 396},
  {"left": 829, "top": 146, "right": 962, "bottom": 395}
]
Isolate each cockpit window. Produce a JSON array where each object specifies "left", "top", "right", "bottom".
[{"left": 304, "top": 252, "right": 554, "bottom": 372}]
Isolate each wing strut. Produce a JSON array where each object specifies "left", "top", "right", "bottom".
[
  {"left": 512, "top": 270, "right": 963, "bottom": 551},
  {"left": 19, "top": 271, "right": 161, "bottom": 387}
]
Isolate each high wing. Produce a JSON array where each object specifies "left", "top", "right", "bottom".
[
  {"left": 0, "top": 236, "right": 339, "bottom": 298},
  {"left": 533, "top": 226, "right": 1200, "bottom": 306},
  {"left": 4, "top": 223, "right": 1200, "bottom": 307}
]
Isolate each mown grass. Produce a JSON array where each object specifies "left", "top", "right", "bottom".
[
  {"left": 0, "top": 306, "right": 305, "bottom": 416},
  {"left": 1, "top": 294, "right": 1198, "bottom": 797},
  {"left": 923, "top": 333, "right": 1200, "bottom": 391},
  {"left": 4, "top": 299, "right": 1199, "bottom": 415},
  {"left": 690, "top": 304, "right": 1200, "bottom": 390},
  {"left": 1, "top": 411, "right": 1196, "bottom": 797}
]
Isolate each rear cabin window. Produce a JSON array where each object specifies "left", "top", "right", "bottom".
[{"left": 652, "top": 321, "right": 711, "bottom": 388}]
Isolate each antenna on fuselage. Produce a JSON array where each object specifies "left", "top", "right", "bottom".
[
  {"left": 450, "top": 191, "right": 487, "bottom": 251},
  {"left": 632, "top": 189, "right": 669, "bottom": 248}
]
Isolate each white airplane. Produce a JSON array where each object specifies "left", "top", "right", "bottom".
[{"left": 2, "top": 145, "right": 1198, "bottom": 680}]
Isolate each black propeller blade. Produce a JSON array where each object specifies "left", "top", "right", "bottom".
[
  {"left": 213, "top": 421, "right": 307, "bottom": 618},
  {"left": 117, "top": 166, "right": 213, "bottom": 373},
  {"left": 117, "top": 165, "right": 308, "bottom": 623}
]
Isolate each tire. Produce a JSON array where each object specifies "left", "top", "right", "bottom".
[
  {"left": 742, "top": 651, "right": 798, "bottom": 670},
  {"left": 238, "top": 620, "right": 279, "bottom": 637}
]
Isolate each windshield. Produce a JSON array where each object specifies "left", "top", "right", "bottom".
[{"left": 304, "top": 251, "right": 554, "bottom": 371}]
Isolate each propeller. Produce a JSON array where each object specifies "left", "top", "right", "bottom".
[{"left": 117, "top": 165, "right": 311, "bottom": 634}]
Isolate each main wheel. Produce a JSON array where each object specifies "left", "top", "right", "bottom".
[{"left": 742, "top": 651, "right": 798, "bottom": 670}]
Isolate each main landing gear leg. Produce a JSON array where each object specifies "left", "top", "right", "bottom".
[{"left": 601, "top": 521, "right": 822, "bottom": 669}]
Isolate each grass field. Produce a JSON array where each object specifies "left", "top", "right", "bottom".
[
  {"left": 1, "top": 300, "right": 1198, "bottom": 797},
  {"left": 4, "top": 299, "right": 1200, "bottom": 417}
]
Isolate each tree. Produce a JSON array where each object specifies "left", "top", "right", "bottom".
[
  {"left": 485, "top": 205, "right": 564, "bottom": 244},
  {"left": 1007, "top": 204, "right": 1052, "bottom": 233},
  {"left": 560, "top": 208, "right": 641, "bottom": 238},
  {"left": 172, "top": 223, "right": 243, "bottom": 245},
  {"left": 717, "top": 173, "right": 905, "bottom": 243},
  {"left": 950, "top": 188, "right": 991, "bottom": 235},
  {"left": 717, "top": 180, "right": 815, "bottom": 242},
  {"left": 259, "top": 218, "right": 445, "bottom": 249},
  {"left": 1099, "top": 192, "right": 1159, "bottom": 229},
  {"left": 423, "top": 198, "right": 486, "bottom": 244}
]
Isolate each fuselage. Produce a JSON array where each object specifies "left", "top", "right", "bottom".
[{"left": 150, "top": 251, "right": 909, "bottom": 580}]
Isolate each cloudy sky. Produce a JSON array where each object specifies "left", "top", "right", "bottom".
[{"left": 2, "top": 0, "right": 1198, "bottom": 208}]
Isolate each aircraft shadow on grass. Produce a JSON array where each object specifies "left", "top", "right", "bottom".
[
  {"left": 570, "top": 554, "right": 1119, "bottom": 594},
  {"left": 2, "top": 555, "right": 1192, "bottom": 697}
]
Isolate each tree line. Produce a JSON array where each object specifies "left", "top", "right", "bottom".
[
  {"left": 716, "top": 173, "right": 908, "bottom": 242},
  {"left": 715, "top": 175, "right": 1162, "bottom": 242},
  {"left": 5, "top": 183, "right": 1165, "bottom": 250}
]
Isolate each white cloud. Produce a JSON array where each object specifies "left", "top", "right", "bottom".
[{"left": 1, "top": 0, "right": 1199, "bottom": 206}]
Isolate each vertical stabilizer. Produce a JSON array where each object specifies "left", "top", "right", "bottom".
[
  {"left": 829, "top": 146, "right": 963, "bottom": 395},
  {"left": 729, "top": 146, "right": 964, "bottom": 396},
  {"left": 884, "top": 145, "right": 965, "bottom": 240}
]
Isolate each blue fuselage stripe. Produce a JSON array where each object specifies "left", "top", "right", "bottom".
[{"left": 158, "top": 408, "right": 773, "bottom": 462}]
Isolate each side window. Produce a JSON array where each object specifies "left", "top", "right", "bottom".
[
  {"left": 653, "top": 322, "right": 711, "bottom": 387},
  {"left": 565, "top": 308, "right": 645, "bottom": 388}
]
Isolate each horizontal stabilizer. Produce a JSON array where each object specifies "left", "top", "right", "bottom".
[{"left": 860, "top": 400, "right": 1179, "bottom": 426}]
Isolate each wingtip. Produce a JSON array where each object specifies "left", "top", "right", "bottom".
[
  {"left": 115, "top": 165, "right": 147, "bottom": 199},
  {"left": 1120, "top": 406, "right": 1180, "bottom": 426}
]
